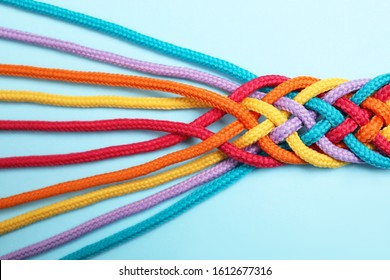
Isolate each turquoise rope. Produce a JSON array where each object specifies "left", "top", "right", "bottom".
[
  {"left": 0, "top": 0, "right": 256, "bottom": 83},
  {"left": 351, "top": 74, "right": 390, "bottom": 105},
  {"left": 61, "top": 164, "right": 255, "bottom": 260}
]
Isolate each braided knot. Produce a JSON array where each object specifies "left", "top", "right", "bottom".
[{"left": 230, "top": 75, "right": 390, "bottom": 168}]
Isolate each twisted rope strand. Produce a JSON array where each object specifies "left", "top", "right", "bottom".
[
  {"left": 0, "top": 90, "right": 208, "bottom": 109},
  {"left": 0, "top": 118, "right": 282, "bottom": 168}
]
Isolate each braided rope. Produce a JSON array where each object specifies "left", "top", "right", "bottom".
[
  {"left": 0, "top": 65, "right": 388, "bottom": 214},
  {"left": 0, "top": 64, "right": 286, "bottom": 209},
  {"left": 4, "top": 82, "right": 390, "bottom": 259},
  {"left": 1, "top": 72, "right": 390, "bottom": 238},
  {"left": 0, "top": 0, "right": 389, "bottom": 260},
  {"left": 0, "top": 27, "right": 272, "bottom": 170},
  {"left": 0, "top": 29, "right": 388, "bottom": 169},
  {"left": 1, "top": 1, "right": 387, "bottom": 169},
  {"left": 61, "top": 77, "right": 390, "bottom": 259},
  {"left": 2, "top": 86, "right": 390, "bottom": 166}
]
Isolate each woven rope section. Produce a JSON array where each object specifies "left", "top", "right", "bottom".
[{"left": 0, "top": 0, "right": 389, "bottom": 261}]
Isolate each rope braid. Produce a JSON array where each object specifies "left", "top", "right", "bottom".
[{"left": 0, "top": 0, "right": 389, "bottom": 260}]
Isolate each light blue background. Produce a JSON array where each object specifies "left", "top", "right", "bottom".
[{"left": 0, "top": 0, "right": 389, "bottom": 259}]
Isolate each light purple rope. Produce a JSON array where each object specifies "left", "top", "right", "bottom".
[
  {"left": 0, "top": 27, "right": 240, "bottom": 93},
  {"left": 0, "top": 146, "right": 254, "bottom": 259}
]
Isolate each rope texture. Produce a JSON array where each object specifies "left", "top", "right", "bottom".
[{"left": 0, "top": 0, "right": 389, "bottom": 260}]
